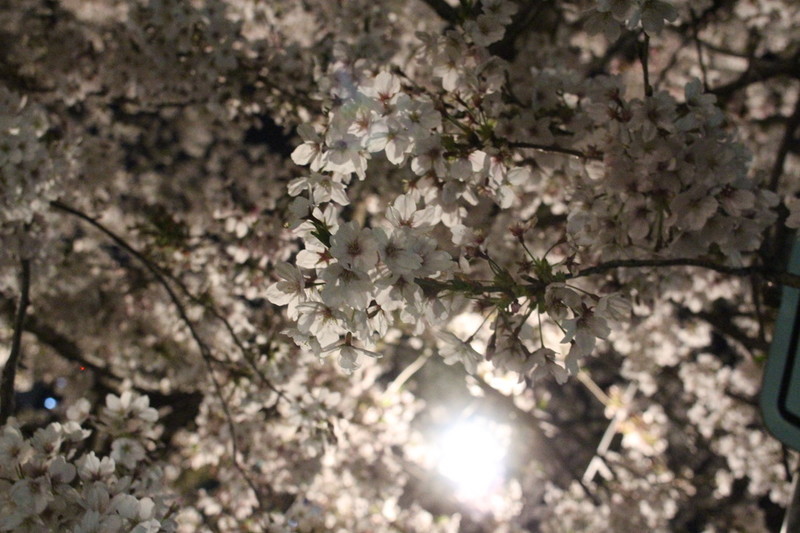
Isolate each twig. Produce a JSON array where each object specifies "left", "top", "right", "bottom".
[
  {"left": 569, "top": 258, "right": 800, "bottom": 289},
  {"left": 159, "top": 270, "right": 286, "bottom": 400},
  {"left": 690, "top": 9, "right": 709, "bottom": 91},
  {"left": 50, "top": 200, "right": 266, "bottom": 509},
  {"left": 489, "top": 0, "right": 548, "bottom": 61},
  {"left": 672, "top": 300, "right": 768, "bottom": 356},
  {"left": 0, "top": 258, "right": 31, "bottom": 425},
  {"left": 50, "top": 202, "right": 223, "bottom": 363},
  {"left": 587, "top": 31, "right": 638, "bottom": 78},
  {"left": 655, "top": 34, "right": 689, "bottom": 89},
  {"left": 639, "top": 32, "right": 653, "bottom": 97},
  {"left": 508, "top": 141, "right": 601, "bottom": 161},
  {"left": 387, "top": 351, "right": 430, "bottom": 395}
]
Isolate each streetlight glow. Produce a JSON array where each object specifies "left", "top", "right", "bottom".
[{"left": 436, "top": 418, "right": 508, "bottom": 500}]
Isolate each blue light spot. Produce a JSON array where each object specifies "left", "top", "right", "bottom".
[{"left": 44, "top": 397, "right": 57, "bottom": 410}]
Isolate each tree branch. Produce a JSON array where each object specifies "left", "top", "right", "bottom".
[
  {"left": 0, "top": 258, "right": 31, "bottom": 425},
  {"left": 418, "top": 0, "right": 458, "bottom": 23},
  {"left": 23, "top": 315, "right": 122, "bottom": 382},
  {"left": 157, "top": 269, "right": 286, "bottom": 400},
  {"left": 489, "top": 0, "right": 549, "bottom": 61},
  {"left": 50, "top": 200, "right": 267, "bottom": 510},
  {"left": 672, "top": 301, "right": 768, "bottom": 356},
  {"left": 711, "top": 53, "right": 800, "bottom": 103},
  {"left": 768, "top": 93, "right": 800, "bottom": 192},
  {"left": 690, "top": 9, "right": 709, "bottom": 91},
  {"left": 569, "top": 258, "right": 800, "bottom": 288},
  {"left": 508, "top": 141, "right": 602, "bottom": 160},
  {"left": 639, "top": 32, "right": 653, "bottom": 97}
]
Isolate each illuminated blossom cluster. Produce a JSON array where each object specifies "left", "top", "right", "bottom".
[{"left": 274, "top": 0, "right": 772, "bottom": 382}]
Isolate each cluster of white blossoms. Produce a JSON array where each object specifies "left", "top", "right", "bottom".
[
  {"left": 0, "top": 392, "right": 173, "bottom": 532},
  {"left": 267, "top": 0, "right": 679, "bottom": 380},
  {"left": 567, "top": 77, "right": 779, "bottom": 263},
  {"left": 585, "top": 0, "right": 678, "bottom": 40},
  {"left": 0, "top": 87, "right": 74, "bottom": 233},
  {"left": 268, "top": 0, "right": 785, "bottom": 383},
  {"left": 273, "top": 38, "right": 557, "bottom": 374}
]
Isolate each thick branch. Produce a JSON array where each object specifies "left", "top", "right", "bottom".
[
  {"left": 570, "top": 258, "right": 800, "bottom": 288},
  {"left": 0, "top": 258, "right": 31, "bottom": 425},
  {"left": 418, "top": 0, "right": 458, "bottom": 23},
  {"left": 489, "top": 0, "right": 550, "bottom": 61},
  {"left": 23, "top": 315, "right": 122, "bottom": 382}
]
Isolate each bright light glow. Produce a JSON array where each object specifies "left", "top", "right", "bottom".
[
  {"left": 44, "top": 397, "right": 58, "bottom": 410},
  {"left": 436, "top": 418, "right": 508, "bottom": 500}
]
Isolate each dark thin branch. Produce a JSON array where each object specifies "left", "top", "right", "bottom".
[
  {"left": 639, "top": 32, "right": 653, "bottom": 97},
  {"left": 50, "top": 200, "right": 266, "bottom": 510},
  {"left": 1, "top": 296, "right": 120, "bottom": 386},
  {"left": 694, "top": 38, "right": 750, "bottom": 59},
  {"left": 5, "top": 304, "right": 202, "bottom": 443},
  {"left": 0, "top": 258, "right": 31, "bottom": 425},
  {"left": 690, "top": 9, "right": 709, "bottom": 91},
  {"left": 159, "top": 270, "right": 286, "bottom": 400},
  {"left": 569, "top": 258, "right": 800, "bottom": 288},
  {"left": 655, "top": 34, "right": 688, "bottom": 88},
  {"left": 724, "top": 388, "right": 757, "bottom": 407},
  {"left": 508, "top": 141, "right": 601, "bottom": 161},
  {"left": 592, "top": 0, "right": 730, "bottom": 79},
  {"left": 49, "top": 202, "right": 224, "bottom": 360}
]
